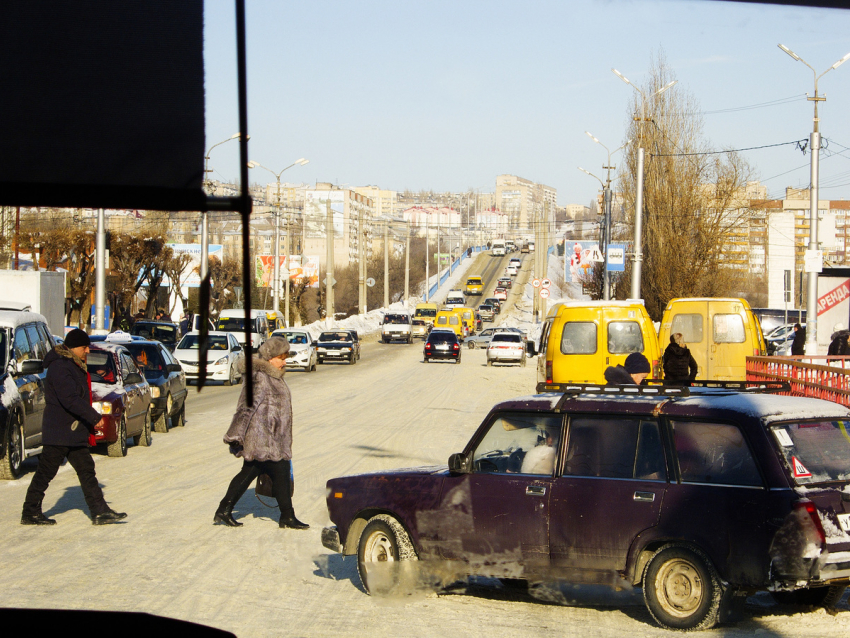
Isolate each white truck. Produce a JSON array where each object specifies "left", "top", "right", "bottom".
[
  {"left": 0, "top": 270, "right": 66, "bottom": 336},
  {"left": 491, "top": 240, "right": 506, "bottom": 256}
]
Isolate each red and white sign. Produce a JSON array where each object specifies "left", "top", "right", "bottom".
[
  {"left": 532, "top": 279, "right": 541, "bottom": 288},
  {"left": 791, "top": 456, "right": 812, "bottom": 479},
  {"left": 540, "top": 288, "right": 550, "bottom": 299},
  {"left": 817, "top": 279, "right": 850, "bottom": 316},
  {"left": 541, "top": 278, "right": 551, "bottom": 289}
]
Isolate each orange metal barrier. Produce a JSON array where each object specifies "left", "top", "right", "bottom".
[{"left": 747, "top": 356, "right": 850, "bottom": 406}]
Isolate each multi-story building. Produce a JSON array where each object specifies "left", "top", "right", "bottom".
[
  {"left": 495, "top": 174, "right": 557, "bottom": 231},
  {"left": 353, "top": 186, "right": 397, "bottom": 218},
  {"left": 302, "top": 183, "right": 375, "bottom": 268}
]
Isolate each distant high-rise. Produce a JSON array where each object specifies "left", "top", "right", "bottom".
[{"left": 495, "top": 174, "right": 556, "bottom": 230}]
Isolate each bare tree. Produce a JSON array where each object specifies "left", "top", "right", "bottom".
[{"left": 617, "top": 51, "right": 755, "bottom": 320}]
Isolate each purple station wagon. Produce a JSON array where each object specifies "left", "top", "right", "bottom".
[{"left": 323, "top": 385, "right": 850, "bottom": 630}]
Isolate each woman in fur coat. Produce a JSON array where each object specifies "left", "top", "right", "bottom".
[{"left": 214, "top": 336, "right": 308, "bottom": 529}]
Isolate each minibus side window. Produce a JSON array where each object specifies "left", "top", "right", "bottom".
[{"left": 561, "top": 322, "right": 596, "bottom": 354}]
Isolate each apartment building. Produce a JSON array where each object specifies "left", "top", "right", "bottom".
[
  {"left": 353, "top": 185, "right": 397, "bottom": 218},
  {"left": 495, "top": 174, "right": 557, "bottom": 230}
]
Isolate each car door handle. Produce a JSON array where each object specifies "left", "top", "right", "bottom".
[
  {"left": 526, "top": 485, "right": 546, "bottom": 496},
  {"left": 633, "top": 491, "right": 655, "bottom": 503}
]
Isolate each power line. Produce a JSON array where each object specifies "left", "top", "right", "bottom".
[{"left": 651, "top": 139, "right": 805, "bottom": 158}]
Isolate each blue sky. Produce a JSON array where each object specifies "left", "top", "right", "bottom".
[{"left": 204, "top": 0, "right": 850, "bottom": 205}]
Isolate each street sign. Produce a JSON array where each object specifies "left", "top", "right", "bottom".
[
  {"left": 607, "top": 244, "right": 626, "bottom": 272},
  {"left": 587, "top": 246, "right": 604, "bottom": 263},
  {"left": 539, "top": 288, "right": 550, "bottom": 299},
  {"left": 804, "top": 249, "right": 823, "bottom": 273},
  {"left": 532, "top": 279, "right": 540, "bottom": 288},
  {"left": 541, "top": 278, "right": 551, "bottom": 288},
  {"left": 366, "top": 277, "right": 375, "bottom": 287},
  {"left": 323, "top": 275, "right": 336, "bottom": 287}
]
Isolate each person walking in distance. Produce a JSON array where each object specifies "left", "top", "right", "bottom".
[
  {"left": 791, "top": 323, "right": 806, "bottom": 356},
  {"left": 214, "top": 336, "right": 309, "bottom": 530},
  {"left": 662, "top": 333, "right": 698, "bottom": 384},
  {"left": 21, "top": 329, "right": 127, "bottom": 525}
]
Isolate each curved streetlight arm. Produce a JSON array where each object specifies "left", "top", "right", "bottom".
[{"left": 578, "top": 167, "right": 604, "bottom": 188}]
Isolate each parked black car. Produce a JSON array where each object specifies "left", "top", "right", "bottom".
[
  {"left": 116, "top": 338, "right": 187, "bottom": 433},
  {"left": 423, "top": 329, "right": 461, "bottom": 363},
  {"left": 323, "top": 383, "right": 850, "bottom": 631},
  {"left": 130, "top": 320, "right": 180, "bottom": 351},
  {"left": 0, "top": 308, "right": 54, "bottom": 479}
]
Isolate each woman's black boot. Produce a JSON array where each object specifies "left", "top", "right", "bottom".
[
  {"left": 214, "top": 501, "right": 242, "bottom": 527},
  {"left": 279, "top": 511, "right": 309, "bottom": 530}
]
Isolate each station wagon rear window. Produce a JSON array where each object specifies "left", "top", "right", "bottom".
[
  {"left": 607, "top": 321, "right": 644, "bottom": 354},
  {"left": 671, "top": 421, "right": 761, "bottom": 487},
  {"left": 561, "top": 322, "right": 596, "bottom": 354},
  {"left": 771, "top": 421, "right": 850, "bottom": 484}
]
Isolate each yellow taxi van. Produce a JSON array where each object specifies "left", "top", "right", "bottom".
[
  {"left": 465, "top": 276, "right": 484, "bottom": 296},
  {"left": 434, "top": 310, "right": 464, "bottom": 337},
  {"left": 537, "top": 300, "right": 661, "bottom": 385},
  {"left": 414, "top": 302, "right": 438, "bottom": 327},
  {"left": 658, "top": 297, "right": 766, "bottom": 380}
]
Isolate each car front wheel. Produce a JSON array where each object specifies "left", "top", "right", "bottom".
[
  {"left": 357, "top": 515, "right": 418, "bottom": 596},
  {"left": 107, "top": 417, "right": 128, "bottom": 458},
  {"left": 0, "top": 417, "right": 24, "bottom": 480},
  {"left": 224, "top": 364, "right": 236, "bottom": 386},
  {"left": 136, "top": 407, "right": 152, "bottom": 447},
  {"left": 643, "top": 545, "right": 723, "bottom": 631}
]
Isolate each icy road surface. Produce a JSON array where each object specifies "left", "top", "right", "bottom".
[{"left": 2, "top": 333, "right": 849, "bottom": 636}]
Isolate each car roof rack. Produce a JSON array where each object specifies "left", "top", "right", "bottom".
[
  {"left": 684, "top": 380, "right": 791, "bottom": 393},
  {"left": 536, "top": 382, "right": 690, "bottom": 397}
]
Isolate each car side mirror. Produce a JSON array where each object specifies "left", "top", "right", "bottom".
[
  {"left": 526, "top": 342, "right": 537, "bottom": 356},
  {"left": 166, "top": 363, "right": 182, "bottom": 373},
  {"left": 124, "top": 372, "right": 144, "bottom": 385},
  {"left": 19, "top": 359, "right": 44, "bottom": 375},
  {"left": 232, "top": 345, "right": 242, "bottom": 352},
  {"left": 448, "top": 452, "right": 471, "bottom": 474}
]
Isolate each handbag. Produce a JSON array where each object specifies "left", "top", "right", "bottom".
[{"left": 254, "top": 462, "right": 295, "bottom": 506}]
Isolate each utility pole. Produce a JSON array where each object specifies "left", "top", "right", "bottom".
[
  {"left": 404, "top": 222, "right": 410, "bottom": 303},
  {"left": 779, "top": 44, "right": 850, "bottom": 354},
  {"left": 95, "top": 208, "right": 106, "bottom": 331},
  {"left": 384, "top": 221, "right": 389, "bottom": 308},
  {"left": 425, "top": 218, "right": 430, "bottom": 302},
  {"left": 325, "top": 197, "right": 334, "bottom": 319},
  {"left": 358, "top": 207, "right": 367, "bottom": 314}
]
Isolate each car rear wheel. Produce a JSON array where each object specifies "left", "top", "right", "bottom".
[
  {"left": 487, "top": 359, "right": 492, "bottom": 367},
  {"left": 467, "top": 341, "right": 475, "bottom": 349},
  {"left": 136, "top": 407, "right": 152, "bottom": 447},
  {"left": 357, "top": 515, "right": 418, "bottom": 596},
  {"left": 153, "top": 403, "right": 169, "bottom": 434},
  {"left": 643, "top": 545, "right": 723, "bottom": 631},
  {"left": 107, "top": 417, "right": 128, "bottom": 457},
  {"left": 0, "top": 416, "right": 24, "bottom": 480},
  {"left": 175, "top": 404, "right": 185, "bottom": 427}
]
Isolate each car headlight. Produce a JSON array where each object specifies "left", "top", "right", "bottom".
[
  {"left": 213, "top": 356, "right": 229, "bottom": 366},
  {"left": 341, "top": 347, "right": 351, "bottom": 352},
  {"left": 149, "top": 386, "right": 160, "bottom": 398},
  {"left": 93, "top": 402, "right": 112, "bottom": 414}
]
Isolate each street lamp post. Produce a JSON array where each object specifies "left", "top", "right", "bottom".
[
  {"left": 612, "top": 69, "right": 677, "bottom": 300},
  {"left": 203, "top": 133, "right": 246, "bottom": 282},
  {"left": 583, "top": 133, "right": 630, "bottom": 300},
  {"left": 778, "top": 44, "right": 850, "bottom": 354},
  {"left": 247, "top": 158, "right": 309, "bottom": 328}
]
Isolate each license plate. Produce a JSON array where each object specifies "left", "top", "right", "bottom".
[
  {"left": 839, "top": 513, "right": 850, "bottom": 532},
  {"left": 183, "top": 364, "right": 197, "bottom": 372},
  {"left": 436, "top": 345, "right": 448, "bottom": 351}
]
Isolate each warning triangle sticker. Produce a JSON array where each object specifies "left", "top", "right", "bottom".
[{"left": 792, "top": 456, "right": 812, "bottom": 478}]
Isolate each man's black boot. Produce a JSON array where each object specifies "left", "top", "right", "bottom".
[{"left": 21, "top": 512, "right": 57, "bottom": 526}]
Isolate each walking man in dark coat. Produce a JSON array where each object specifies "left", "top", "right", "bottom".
[
  {"left": 21, "top": 329, "right": 127, "bottom": 525},
  {"left": 791, "top": 323, "right": 806, "bottom": 356}
]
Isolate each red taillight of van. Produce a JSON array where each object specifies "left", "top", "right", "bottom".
[
  {"left": 653, "top": 360, "right": 660, "bottom": 379},
  {"left": 546, "top": 359, "right": 553, "bottom": 383},
  {"left": 794, "top": 499, "right": 826, "bottom": 546}
]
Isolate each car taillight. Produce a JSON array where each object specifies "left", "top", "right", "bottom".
[
  {"left": 546, "top": 359, "right": 553, "bottom": 383},
  {"left": 653, "top": 360, "right": 660, "bottom": 379},
  {"left": 453, "top": 343, "right": 459, "bottom": 350},
  {"left": 425, "top": 344, "right": 431, "bottom": 350},
  {"left": 794, "top": 499, "right": 826, "bottom": 546}
]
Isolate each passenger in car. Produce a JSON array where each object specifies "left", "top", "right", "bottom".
[{"left": 520, "top": 428, "right": 557, "bottom": 475}]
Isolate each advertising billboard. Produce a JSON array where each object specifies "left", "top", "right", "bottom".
[
  {"left": 167, "top": 243, "right": 223, "bottom": 287},
  {"left": 255, "top": 255, "right": 320, "bottom": 289}
]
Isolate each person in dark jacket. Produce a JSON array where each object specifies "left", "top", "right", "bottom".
[
  {"left": 662, "top": 333, "right": 698, "bottom": 384},
  {"left": 828, "top": 323, "right": 850, "bottom": 356},
  {"left": 604, "top": 352, "right": 651, "bottom": 385},
  {"left": 214, "top": 336, "right": 308, "bottom": 530},
  {"left": 791, "top": 323, "right": 806, "bottom": 356},
  {"left": 21, "top": 329, "right": 127, "bottom": 526}
]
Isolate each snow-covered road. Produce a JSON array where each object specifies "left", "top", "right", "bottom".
[{"left": 1, "top": 260, "right": 849, "bottom": 636}]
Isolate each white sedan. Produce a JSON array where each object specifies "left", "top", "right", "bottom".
[
  {"left": 173, "top": 331, "right": 244, "bottom": 385},
  {"left": 486, "top": 332, "right": 526, "bottom": 367},
  {"left": 272, "top": 329, "right": 318, "bottom": 372}
]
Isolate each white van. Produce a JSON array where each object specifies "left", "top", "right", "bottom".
[
  {"left": 444, "top": 290, "right": 465, "bottom": 309},
  {"left": 216, "top": 309, "right": 269, "bottom": 352},
  {"left": 491, "top": 240, "right": 506, "bottom": 256}
]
